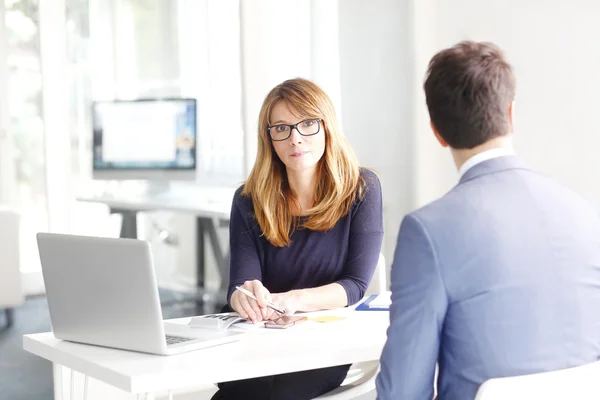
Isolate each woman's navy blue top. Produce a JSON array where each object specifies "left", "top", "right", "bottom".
[{"left": 227, "top": 169, "right": 384, "bottom": 306}]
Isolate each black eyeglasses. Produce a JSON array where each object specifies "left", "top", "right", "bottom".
[{"left": 267, "top": 118, "right": 322, "bottom": 141}]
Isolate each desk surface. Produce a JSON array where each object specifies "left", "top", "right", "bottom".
[
  {"left": 23, "top": 308, "right": 389, "bottom": 394},
  {"left": 77, "top": 187, "right": 236, "bottom": 219}
]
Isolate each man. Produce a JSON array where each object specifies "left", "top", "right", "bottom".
[{"left": 376, "top": 41, "right": 600, "bottom": 400}]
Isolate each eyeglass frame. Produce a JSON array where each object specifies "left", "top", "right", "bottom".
[{"left": 267, "top": 118, "right": 323, "bottom": 142}]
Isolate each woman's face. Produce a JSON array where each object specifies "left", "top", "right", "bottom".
[{"left": 269, "top": 101, "right": 326, "bottom": 174}]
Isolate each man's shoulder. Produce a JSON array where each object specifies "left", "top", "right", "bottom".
[
  {"left": 403, "top": 181, "right": 495, "bottom": 236},
  {"left": 409, "top": 168, "right": 599, "bottom": 231},
  {"left": 407, "top": 189, "right": 463, "bottom": 225}
]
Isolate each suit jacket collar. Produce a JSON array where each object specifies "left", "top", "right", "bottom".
[{"left": 458, "top": 155, "right": 530, "bottom": 185}]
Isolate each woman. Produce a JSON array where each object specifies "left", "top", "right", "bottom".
[{"left": 213, "top": 78, "right": 383, "bottom": 400}]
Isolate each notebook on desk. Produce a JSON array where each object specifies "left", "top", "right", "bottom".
[
  {"left": 355, "top": 292, "right": 391, "bottom": 311},
  {"left": 37, "top": 233, "right": 246, "bottom": 356},
  {"left": 189, "top": 313, "right": 264, "bottom": 331}
]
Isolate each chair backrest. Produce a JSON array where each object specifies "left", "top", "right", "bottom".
[
  {"left": 474, "top": 360, "right": 600, "bottom": 400},
  {"left": 365, "top": 253, "right": 386, "bottom": 296},
  {"left": 0, "top": 208, "right": 23, "bottom": 307}
]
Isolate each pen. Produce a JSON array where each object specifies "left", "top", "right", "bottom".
[{"left": 235, "top": 286, "right": 286, "bottom": 314}]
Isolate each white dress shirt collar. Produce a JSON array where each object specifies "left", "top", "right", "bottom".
[{"left": 457, "top": 147, "right": 516, "bottom": 181}]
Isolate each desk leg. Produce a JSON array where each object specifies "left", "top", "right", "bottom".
[
  {"left": 110, "top": 208, "right": 139, "bottom": 239},
  {"left": 197, "top": 217, "right": 230, "bottom": 293},
  {"left": 54, "top": 364, "right": 64, "bottom": 400},
  {"left": 53, "top": 364, "right": 90, "bottom": 400},
  {"left": 5, "top": 308, "right": 13, "bottom": 328},
  {"left": 120, "top": 211, "right": 138, "bottom": 239},
  {"left": 196, "top": 217, "right": 205, "bottom": 288},
  {"left": 195, "top": 217, "right": 230, "bottom": 313},
  {"left": 71, "top": 369, "right": 75, "bottom": 400},
  {"left": 83, "top": 375, "right": 89, "bottom": 400}
]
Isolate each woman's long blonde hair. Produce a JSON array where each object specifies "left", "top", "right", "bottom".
[{"left": 243, "top": 78, "right": 364, "bottom": 247}]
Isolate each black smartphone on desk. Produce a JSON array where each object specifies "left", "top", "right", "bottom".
[{"left": 264, "top": 316, "right": 307, "bottom": 329}]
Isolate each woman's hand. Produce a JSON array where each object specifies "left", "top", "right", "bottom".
[
  {"left": 267, "top": 291, "right": 303, "bottom": 320},
  {"left": 230, "top": 280, "right": 273, "bottom": 323}
]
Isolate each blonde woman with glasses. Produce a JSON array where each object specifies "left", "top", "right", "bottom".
[{"left": 212, "top": 78, "right": 383, "bottom": 400}]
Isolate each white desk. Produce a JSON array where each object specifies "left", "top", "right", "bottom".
[
  {"left": 77, "top": 188, "right": 235, "bottom": 296},
  {"left": 23, "top": 309, "right": 389, "bottom": 399},
  {"left": 77, "top": 192, "right": 232, "bottom": 219}
]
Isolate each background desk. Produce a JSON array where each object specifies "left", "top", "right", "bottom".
[
  {"left": 23, "top": 308, "right": 389, "bottom": 399},
  {"left": 77, "top": 188, "right": 234, "bottom": 298}
]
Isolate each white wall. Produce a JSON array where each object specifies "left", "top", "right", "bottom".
[
  {"left": 415, "top": 0, "right": 600, "bottom": 207},
  {"left": 338, "top": 0, "right": 416, "bottom": 273},
  {"left": 240, "top": 0, "right": 314, "bottom": 174},
  {"left": 338, "top": 0, "right": 600, "bottom": 282}
]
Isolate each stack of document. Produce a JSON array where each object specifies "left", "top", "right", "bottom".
[
  {"left": 368, "top": 292, "right": 391, "bottom": 308},
  {"left": 188, "top": 313, "right": 263, "bottom": 331}
]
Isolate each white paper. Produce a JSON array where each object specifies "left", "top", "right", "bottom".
[{"left": 188, "top": 313, "right": 247, "bottom": 330}]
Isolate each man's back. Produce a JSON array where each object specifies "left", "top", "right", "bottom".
[{"left": 414, "top": 156, "right": 600, "bottom": 399}]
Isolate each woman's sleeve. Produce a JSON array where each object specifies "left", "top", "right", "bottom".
[
  {"left": 227, "top": 189, "right": 264, "bottom": 305},
  {"left": 334, "top": 171, "right": 384, "bottom": 305}
]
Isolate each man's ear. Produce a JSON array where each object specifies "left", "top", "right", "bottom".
[{"left": 431, "top": 121, "right": 449, "bottom": 147}]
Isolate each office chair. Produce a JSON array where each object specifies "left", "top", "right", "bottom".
[{"left": 474, "top": 360, "right": 600, "bottom": 400}]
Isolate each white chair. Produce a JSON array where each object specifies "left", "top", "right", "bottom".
[
  {"left": 314, "top": 253, "right": 386, "bottom": 400},
  {"left": 365, "top": 252, "right": 387, "bottom": 297},
  {"left": 0, "top": 207, "right": 23, "bottom": 328},
  {"left": 474, "top": 360, "right": 600, "bottom": 400}
]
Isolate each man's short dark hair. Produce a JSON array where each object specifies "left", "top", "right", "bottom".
[{"left": 424, "top": 41, "right": 516, "bottom": 149}]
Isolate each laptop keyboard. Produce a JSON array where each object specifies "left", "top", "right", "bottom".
[{"left": 166, "top": 335, "right": 194, "bottom": 345}]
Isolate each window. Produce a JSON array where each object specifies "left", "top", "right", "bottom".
[
  {"left": 1, "top": 0, "right": 244, "bottom": 292},
  {"left": 3, "top": 0, "right": 48, "bottom": 276}
]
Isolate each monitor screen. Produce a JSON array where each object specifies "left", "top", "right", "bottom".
[{"left": 92, "top": 99, "right": 197, "bottom": 179}]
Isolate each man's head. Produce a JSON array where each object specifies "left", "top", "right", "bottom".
[{"left": 424, "top": 41, "right": 516, "bottom": 149}]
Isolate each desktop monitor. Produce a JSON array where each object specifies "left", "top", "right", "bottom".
[{"left": 92, "top": 98, "right": 197, "bottom": 183}]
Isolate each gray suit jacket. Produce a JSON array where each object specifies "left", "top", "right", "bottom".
[{"left": 376, "top": 156, "right": 600, "bottom": 400}]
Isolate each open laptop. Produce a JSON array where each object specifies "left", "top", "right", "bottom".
[{"left": 36, "top": 232, "right": 245, "bottom": 355}]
